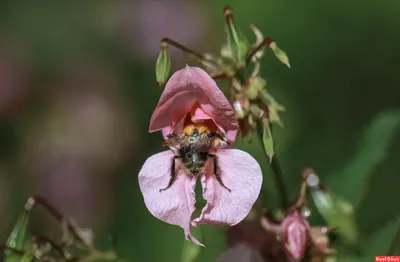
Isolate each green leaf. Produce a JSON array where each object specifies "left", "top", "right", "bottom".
[
  {"left": 357, "top": 219, "right": 398, "bottom": 259},
  {"left": 155, "top": 41, "right": 171, "bottom": 86},
  {"left": 4, "top": 210, "right": 30, "bottom": 262},
  {"left": 329, "top": 110, "right": 400, "bottom": 206},
  {"left": 312, "top": 190, "right": 358, "bottom": 245},
  {"left": 306, "top": 173, "right": 358, "bottom": 245},
  {"left": 262, "top": 119, "right": 274, "bottom": 163},
  {"left": 181, "top": 226, "right": 203, "bottom": 262},
  {"left": 20, "top": 253, "right": 34, "bottom": 262}
]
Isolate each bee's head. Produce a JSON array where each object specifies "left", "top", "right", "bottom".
[
  {"left": 188, "top": 128, "right": 200, "bottom": 144},
  {"left": 192, "top": 128, "right": 199, "bottom": 136}
]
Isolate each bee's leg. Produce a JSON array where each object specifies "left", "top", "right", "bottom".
[
  {"left": 162, "top": 133, "right": 178, "bottom": 147},
  {"left": 159, "top": 155, "right": 180, "bottom": 192},
  {"left": 208, "top": 154, "right": 231, "bottom": 192},
  {"left": 207, "top": 132, "right": 230, "bottom": 145}
]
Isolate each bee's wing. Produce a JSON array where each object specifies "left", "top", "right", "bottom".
[
  {"left": 191, "top": 134, "right": 212, "bottom": 151},
  {"left": 163, "top": 134, "right": 186, "bottom": 149}
]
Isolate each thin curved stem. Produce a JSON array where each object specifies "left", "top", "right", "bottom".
[
  {"left": 25, "top": 196, "right": 90, "bottom": 250},
  {"left": 256, "top": 122, "right": 289, "bottom": 209},
  {"left": 246, "top": 37, "right": 274, "bottom": 65},
  {"left": 161, "top": 38, "right": 221, "bottom": 70}
]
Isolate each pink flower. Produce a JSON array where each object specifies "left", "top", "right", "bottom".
[
  {"left": 261, "top": 210, "right": 310, "bottom": 261},
  {"left": 281, "top": 211, "right": 310, "bottom": 261},
  {"left": 138, "top": 66, "right": 263, "bottom": 246}
]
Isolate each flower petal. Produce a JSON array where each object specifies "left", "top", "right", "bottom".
[
  {"left": 149, "top": 65, "right": 238, "bottom": 134},
  {"left": 138, "top": 150, "right": 203, "bottom": 246},
  {"left": 192, "top": 149, "right": 262, "bottom": 227},
  {"left": 160, "top": 106, "right": 238, "bottom": 146},
  {"left": 191, "top": 106, "right": 238, "bottom": 145}
]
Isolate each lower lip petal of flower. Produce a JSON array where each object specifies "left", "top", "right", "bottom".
[
  {"left": 138, "top": 150, "right": 204, "bottom": 246},
  {"left": 192, "top": 149, "right": 262, "bottom": 227}
]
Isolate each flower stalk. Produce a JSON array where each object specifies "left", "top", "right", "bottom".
[
  {"left": 256, "top": 121, "right": 289, "bottom": 208},
  {"left": 246, "top": 37, "right": 274, "bottom": 65},
  {"left": 160, "top": 38, "right": 223, "bottom": 76}
]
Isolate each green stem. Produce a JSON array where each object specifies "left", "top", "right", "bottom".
[
  {"left": 235, "top": 71, "right": 289, "bottom": 209},
  {"left": 26, "top": 196, "right": 90, "bottom": 250},
  {"left": 246, "top": 37, "right": 274, "bottom": 65},
  {"left": 0, "top": 245, "right": 26, "bottom": 255},
  {"left": 256, "top": 122, "right": 289, "bottom": 209},
  {"left": 161, "top": 38, "right": 221, "bottom": 70}
]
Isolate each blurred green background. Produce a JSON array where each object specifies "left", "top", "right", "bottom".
[{"left": 0, "top": 0, "right": 399, "bottom": 261}]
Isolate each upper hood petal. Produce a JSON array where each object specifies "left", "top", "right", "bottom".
[{"left": 149, "top": 66, "right": 238, "bottom": 134}]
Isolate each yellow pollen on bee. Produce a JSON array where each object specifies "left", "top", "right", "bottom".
[{"left": 183, "top": 124, "right": 211, "bottom": 135}]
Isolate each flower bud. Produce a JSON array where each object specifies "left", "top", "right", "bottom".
[
  {"left": 262, "top": 119, "right": 274, "bottom": 163},
  {"left": 247, "top": 76, "right": 266, "bottom": 100},
  {"left": 224, "top": 6, "right": 249, "bottom": 69},
  {"left": 259, "top": 89, "right": 285, "bottom": 128},
  {"left": 269, "top": 41, "right": 291, "bottom": 68},
  {"left": 310, "top": 227, "right": 335, "bottom": 255},
  {"left": 249, "top": 104, "right": 263, "bottom": 120},
  {"left": 155, "top": 41, "right": 171, "bottom": 86},
  {"left": 4, "top": 210, "right": 30, "bottom": 261},
  {"left": 281, "top": 212, "right": 310, "bottom": 261},
  {"left": 233, "top": 98, "right": 249, "bottom": 119}
]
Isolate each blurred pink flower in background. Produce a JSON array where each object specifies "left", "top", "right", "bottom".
[
  {"left": 0, "top": 166, "right": 12, "bottom": 243},
  {"left": 227, "top": 208, "right": 287, "bottom": 261},
  {"left": 139, "top": 66, "right": 263, "bottom": 246},
  {"left": 20, "top": 62, "right": 137, "bottom": 229},
  {"left": 117, "top": 0, "right": 209, "bottom": 61},
  {"left": 216, "top": 244, "right": 264, "bottom": 262}
]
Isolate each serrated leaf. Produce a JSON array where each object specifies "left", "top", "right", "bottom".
[
  {"left": 329, "top": 110, "right": 400, "bottom": 206},
  {"left": 4, "top": 210, "right": 30, "bottom": 262}
]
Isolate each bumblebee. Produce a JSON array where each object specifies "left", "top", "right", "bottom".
[{"left": 160, "top": 124, "right": 231, "bottom": 192}]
